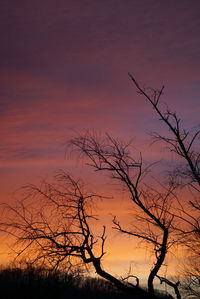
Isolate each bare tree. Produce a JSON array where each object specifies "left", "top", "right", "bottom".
[
  {"left": 128, "top": 73, "right": 200, "bottom": 194},
  {"left": 71, "top": 133, "right": 177, "bottom": 297},
  {"left": 3, "top": 75, "right": 199, "bottom": 298},
  {"left": 1, "top": 171, "right": 169, "bottom": 299},
  {"left": 128, "top": 74, "right": 200, "bottom": 297},
  {"left": 1, "top": 173, "right": 104, "bottom": 271},
  {"left": 1, "top": 136, "right": 177, "bottom": 299}
]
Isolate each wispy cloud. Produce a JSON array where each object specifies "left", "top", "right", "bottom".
[{"left": 0, "top": 0, "right": 199, "bottom": 203}]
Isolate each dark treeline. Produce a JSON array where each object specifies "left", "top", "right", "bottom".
[
  {"left": 0, "top": 265, "right": 172, "bottom": 299},
  {"left": 0, "top": 265, "right": 130, "bottom": 299}
]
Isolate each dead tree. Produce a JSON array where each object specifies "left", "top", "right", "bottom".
[
  {"left": 128, "top": 73, "right": 200, "bottom": 193},
  {"left": 1, "top": 172, "right": 165, "bottom": 299},
  {"left": 1, "top": 173, "right": 105, "bottom": 271},
  {"left": 2, "top": 75, "right": 196, "bottom": 298},
  {"left": 128, "top": 73, "right": 199, "bottom": 229},
  {"left": 128, "top": 74, "right": 200, "bottom": 296},
  {"left": 71, "top": 133, "right": 177, "bottom": 296}
]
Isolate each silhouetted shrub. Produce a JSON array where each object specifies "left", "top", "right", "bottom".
[
  {"left": 0, "top": 265, "right": 79, "bottom": 299},
  {"left": 0, "top": 265, "right": 173, "bottom": 299}
]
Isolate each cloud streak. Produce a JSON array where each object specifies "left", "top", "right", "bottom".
[{"left": 0, "top": 2, "right": 200, "bottom": 274}]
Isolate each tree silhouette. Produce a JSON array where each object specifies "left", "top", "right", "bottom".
[
  {"left": 1, "top": 137, "right": 176, "bottom": 299},
  {"left": 1, "top": 75, "right": 199, "bottom": 299},
  {"left": 128, "top": 74, "right": 199, "bottom": 298},
  {"left": 71, "top": 133, "right": 177, "bottom": 297},
  {"left": 128, "top": 74, "right": 199, "bottom": 193}
]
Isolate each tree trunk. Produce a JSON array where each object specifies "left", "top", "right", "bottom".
[{"left": 148, "top": 229, "right": 168, "bottom": 295}]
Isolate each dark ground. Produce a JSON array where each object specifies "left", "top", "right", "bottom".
[{"left": 0, "top": 267, "right": 172, "bottom": 299}]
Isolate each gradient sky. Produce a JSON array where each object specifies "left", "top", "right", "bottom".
[{"left": 0, "top": 0, "right": 200, "bottom": 279}]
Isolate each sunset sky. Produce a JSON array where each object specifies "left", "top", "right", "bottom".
[{"left": 0, "top": 0, "right": 200, "bottom": 281}]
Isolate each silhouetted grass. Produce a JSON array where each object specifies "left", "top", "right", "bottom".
[
  {"left": 0, "top": 265, "right": 173, "bottom": 299},
  {"left": 0, "top": 266, "right": 128, "bottom": 299},
  {"left": 0, "top": 266, "right": 72, "bottom": 299}
]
